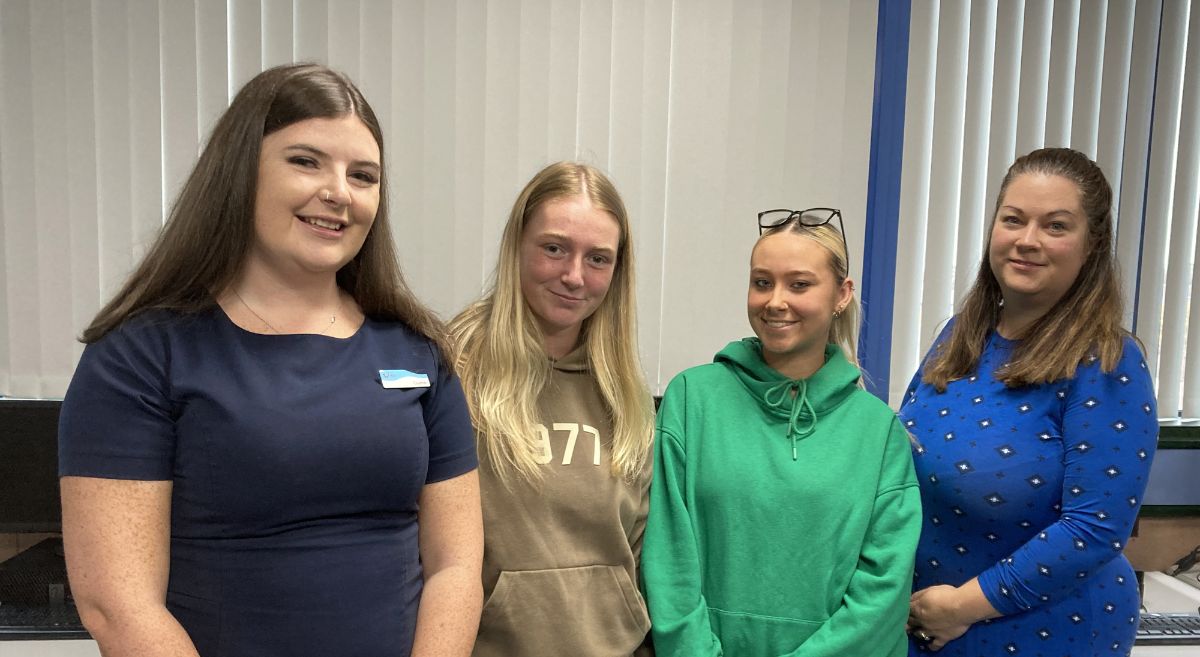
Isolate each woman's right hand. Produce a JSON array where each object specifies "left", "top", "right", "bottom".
[{"left": 908, "top": 578, "right": 1000, "bottom": 652}]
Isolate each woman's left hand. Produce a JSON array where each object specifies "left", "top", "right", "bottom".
[{"left": 908, "top": 585, "right": 972, "bottom": 651}]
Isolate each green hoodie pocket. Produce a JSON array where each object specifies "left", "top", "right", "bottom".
[
  {"left": 708, "top": 607, "right": 824, "bottom": 655},
  {"left": 474, "top": 564, "right": 650, "bottom": 657}
]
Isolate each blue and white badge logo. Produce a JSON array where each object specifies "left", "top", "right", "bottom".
[{"left": 379, "top": 369, "right": 431, "bottom": 389}]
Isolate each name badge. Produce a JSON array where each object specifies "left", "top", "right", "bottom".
[{"left": 380, "top": 369, "right": 430, "bottom": 389}]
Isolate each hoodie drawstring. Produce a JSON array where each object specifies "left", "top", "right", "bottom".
[{"left": 764, "top": 379, "right": 817, "bottom": 460}]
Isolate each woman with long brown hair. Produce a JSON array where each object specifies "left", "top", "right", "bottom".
[
  {"left": 901, "top": 148, "right": 1157, "bottom": 656},
  {"left": 58, "top": 63, "right": 482, "bottom": 657}
]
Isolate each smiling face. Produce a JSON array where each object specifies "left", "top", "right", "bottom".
[
  {"left": 247, "top": 115, "right": 382, "bottom": 281},
  {"left": 988, "top": 172, "right": 1089, "bottom": 320},
  {"left": 519, "top": 195, "right": 622, "bottom": 358},
  {"left": 747, "top": 231, "right": 853, "bottom": 379}
]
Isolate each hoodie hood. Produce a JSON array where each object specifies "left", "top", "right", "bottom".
[
  {"left": 550, "top": 342, "right": 590, "bottom": 373},
  {"left": 715, "top": 338, "right": 862, "bottom": 460}
]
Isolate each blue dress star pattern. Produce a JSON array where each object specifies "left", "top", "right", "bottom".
[{"left": 899, "top": 324, "right": 1158, "bottom": 656}]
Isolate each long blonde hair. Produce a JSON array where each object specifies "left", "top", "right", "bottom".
[
  {"left": 758, "top": 220, "right": 861, "bottom": 368},
  {"left": 449, "top": 162, "right": 653, "bottom": 485},
  {"left": 924, "top": 147, "right": 1129, "bottom": 391}
]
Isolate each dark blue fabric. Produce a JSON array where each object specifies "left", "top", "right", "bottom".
[
  {"left": 900, "top": 324, "right": 1157, "bottom": 656},
  {"left": 59, "top": 307, "right": 478, "bottom": 657}
]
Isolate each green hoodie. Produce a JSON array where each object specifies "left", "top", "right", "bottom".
[{"left": 642, "top": 339, "right": 920, "bottom": 657}]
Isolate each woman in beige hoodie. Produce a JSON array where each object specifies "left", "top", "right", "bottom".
[{"left": 450, "top": 162, "right": 655, "bottom": 657}]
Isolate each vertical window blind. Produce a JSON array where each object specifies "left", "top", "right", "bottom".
[
  {"left": 889, "top": 0, "right": 1199, "bottom": 419},
  {"left": 0, "top": 0, "right": 880, "bottom": 398}
]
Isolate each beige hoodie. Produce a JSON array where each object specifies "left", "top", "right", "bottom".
[{"left": 472, "top": 345, "right": 653, "bottom": 657}]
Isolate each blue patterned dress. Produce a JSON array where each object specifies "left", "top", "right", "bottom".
[{"left": 899, "top": 324, "right": 1157, "bottom": 656}]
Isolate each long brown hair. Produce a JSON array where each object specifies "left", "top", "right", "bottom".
[
  {"left": 81, "top": 63, "right": 448, "bottom": 358},
  {"left": 450, "top": 162, "right": 653, "bottom": 485},
  {"left": 924, "top": 147, "right": 1128, "bottom": 390}
]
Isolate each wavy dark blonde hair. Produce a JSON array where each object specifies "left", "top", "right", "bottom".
[
  {"left": 449, "top": 162, "right": 653, "bottom": 485},
  {"left": 81, "top": 63, "right": 449, "bottom": 360},
  {"left": 924, "top": 147, "right": 1130, "bottom": 391}
]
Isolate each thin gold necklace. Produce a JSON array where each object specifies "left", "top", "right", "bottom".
[{"left": 232, "top": 289, "right": 338, "bottom": 335}]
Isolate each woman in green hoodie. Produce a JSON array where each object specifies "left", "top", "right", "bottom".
[{"left": 641, "top": 210, "right": 921, "bottom": 657}]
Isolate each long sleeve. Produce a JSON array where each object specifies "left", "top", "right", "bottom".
[
  {"left": 902, "top": 319, "right": 954, "bottom": 409},
  {"left": 641, "top": 380, "right": 723, "bottom": 657},
  {"left": 630, "top": 436, "right": 657, "bottom": 657},
  {"left": 781, "top": 421, "right": 921, "bottom": 657},
  {"left": 977, "top": 340, "right": 1158, "bottom": 614}
]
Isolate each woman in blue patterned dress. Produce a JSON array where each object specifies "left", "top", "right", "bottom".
[{"left": 900, "top": 147, "right": 1157, "bottom": 656}]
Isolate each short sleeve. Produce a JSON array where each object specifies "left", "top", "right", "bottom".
[
  {"left": 420, "top": 345, "right": 478, "bottom": 484},
  {"left": 58, "top": 320, "right": 177, "bottom": 480}
]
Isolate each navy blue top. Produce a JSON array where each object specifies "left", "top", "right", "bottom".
[
  {"left": 59, "top": 307, "right": 478, "bottom": 657},
  {"left": 899, "top": 322, "right": 1157, "bottom": 656}
]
